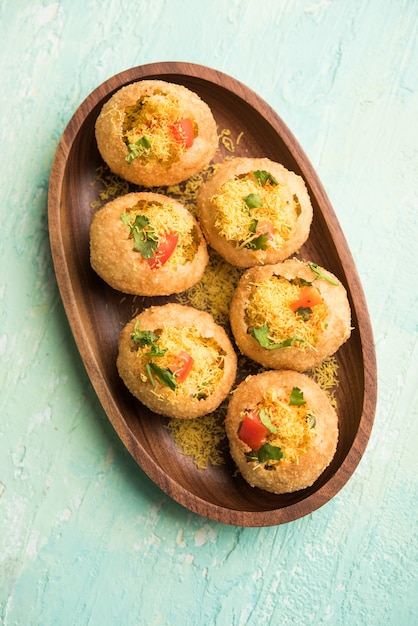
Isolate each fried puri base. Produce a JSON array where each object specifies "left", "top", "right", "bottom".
[
  {"left": 89, "top": 192, "right": 208, "bottom": 296},
  {"left": 225, "top": 370, "right": 338, "bottom": 494},
  {"left": 95, "top": 80, "right": 218, "bottom": 186},
  {"left": 117, "top": 304, "right": 237, "bottom": 419},
  {"left": 197, "top": 157, "right": 313, "bottom": 267},
  {"left": 230, "top": 258, "right": 352, "bottom": 370}
]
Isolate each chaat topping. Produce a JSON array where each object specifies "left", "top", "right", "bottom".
[
  {"left": 121, "top": 199, "right": 199, "bottom": 268},
  {"left": 131, "top": 322, "right": 227, "bottom": 399},
  {"left": 122, "top": 90, "right": 197, "bottom": 167},
  {"left": 210, "top": 170, "right": 300, "bottom": 252},
  {"left": 238, "top": 386, "right": 317, "bottom": 468},
  {"left": 246, "top": 275, "right": 329, "bottom": 351}
]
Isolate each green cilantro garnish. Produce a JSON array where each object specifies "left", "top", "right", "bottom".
[
  {"left": 125, "top": 136, "right": 152, "bottom": 164},
  {"left": 246, "top": 442, "right": 285, "bottom": 467},
  {"left": 121, "top": 213, "right": 158, "bottom": 258},
  {"left": 259, "top": 407, "right": 278, "bottom": 433},
  {"left": 299, "top": 277, "right": 312, "bottom": 286},
  {"left": 131, "top": 324, "right": 167, "bottom": 357},
  {"left": 246, "top": 233, "right": 269, "bottom": 251},
  {"left": 239, "top": 219, "right": 269, "bottom": 251},
  {"left": 295, "top": 306, "right": 312, "bottom": 321},
  {"left": 308, "top": 262, "right": 339, "bottom": 286},
  {"left": 238, "top": 220, "right": 269, "bottom": 251},
  {"left": 253, "top": 170, "right": 278, "bottom": 186},
  {"left": 131, "top": 323, "right": 157, "bottom": 345},
  {"left": 289, "top": 387, "right": 306, "bottom": 406},
  {"left": 132, "top": 323, "right": 177, "bottom": 390},
  {"left": 250, "top": 325, "right": 303, "bottom": 350},
  {"left": 146, "top": 362, "right": 177, "bottom": 390},
  {"left": 306, "top": 413, "right": 316, "bottom": 429},
  {"left": 244, "top": 193, "right": 263, "bottom": 209},
  {"left": 258, "top": 442, "right": 285, "bottom": 463}
]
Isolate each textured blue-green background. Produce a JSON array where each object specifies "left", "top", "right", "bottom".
[{"left": 1, "top": 1, "right": 417, "bottom": 624}]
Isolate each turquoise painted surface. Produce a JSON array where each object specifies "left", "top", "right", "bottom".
[{"left": 1, "top": 1, "right": 417, "bottom": 624}]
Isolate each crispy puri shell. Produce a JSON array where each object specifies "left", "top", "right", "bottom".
[
  {"left": 230, "top": 258, "right": 352, "bottom": 370},
  {"left": 95, "top": 80, "right": 218, "bottom": 186},
  {"left": 116, "top": 304, "right": 237, "bottom": 419},
  {"left": 225, "top": 370, "right": 338, "bottom": 494},
  {"left": 197, "top": 157, "right": 313, "bottom": 267},
  {"left": 89, "top": 192, "right": 208, "bottom": 296}
]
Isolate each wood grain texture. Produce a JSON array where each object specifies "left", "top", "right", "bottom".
[{"left": 48, "top": 62, "right": 377, "bottom": 526}]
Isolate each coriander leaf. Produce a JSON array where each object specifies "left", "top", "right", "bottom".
[
  {"left": 145, "top": 346, "right": 167, "bottom": 357},
  {"left": 308, "top": 262, "right": 339, "bottom": 286},
  {"left": 131, "top": 324, "right": 167, "bottom": 356},
  {"left": 146, "top": 362, "right": 177, "bottom": 390},
  {"left": 248, "top": 219, "right": 258, "bottom": 233},
  {"left": 133, "top": 233, "right": 156, "bottom": 258},
  {"left": 306, "top": 413, "right": 316, "bottom": 429},
  {"left": 131, "top": 324, "right": 158, "bottom": 345},
  {"left": 289, "top": 386, "right": 306, "bottom": 406},
  {"left": 253, "top": 170, "right": 278, "bottom": 186},
  {"left": 259, "top": 407, "right": 278, "bottom": 433},
  {"left": 295, "top": 306, "right": 312, "bottom": 321},
  {"left": 121, "top": 213, "right": 149, "bottom": 230},
  {"left": 290, "top": 276, "right": 312, "bottom": 287},
  {"left": 257, "top": 442, "right": 285, "bottom": 463},
  {"left": 122, "top": 213, "right": 158, "bottom": 258},
  {"left": 246, "top": 232, "right": 269, "bottom": 251},
  {"left": 244, "top": 193, "right": 263, "bottom": 209},
  {"left": 250, "top": 325, "right": 304, "bottom": 350},
  {"left": 121, "top": 212, "right": 133, "bottom": 227},
  {"left": 238, "top": 220, "right": 270, "bottom": 251},
  {"left": 125, "top": 136, "right": 152, "bottom": 164},
  {"left": 277, "top": 336, "right": 303, "bottom": 348},
  {"left": 250, "top": 325, "right": 270, "bottom": 348},
  {"left": 245, "top": 444, "right": 284, "bottom": 465},
  {"left": 145, "top": 363, "right": 156, "bottom": 388}
]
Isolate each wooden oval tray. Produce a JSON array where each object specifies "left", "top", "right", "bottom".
[{"left": 48, "top": 62, "right": 377, "bottom": 526}]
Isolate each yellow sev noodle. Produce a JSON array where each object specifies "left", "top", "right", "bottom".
[
  {"left": 176, "top": 249, "right": 243, "bottom": 325},
  {"left": 124, "top": 199, "right": 198, "bottom": 267},
  {"left": 90, "top": 165, "right": 130, "bottom": 208},
  {"left": 165, "top": 413, "right": 226, "bottom": 468},
  {"left": 136, "top": 325, "right": 226, "bottom": 400},
  {"left": 245, "top": 276, "right": 328, "bottom": 350},
  {"left": 212, "top": 176, "right": 297, "bottom": 248},
  {"left": 309, "top": 356, "right": 339, "bottom": 407},
  {"left": 122, "top": 91, "right": 189, "bottom": 167},
  {"left": 252, "top": 388, "right": 316, "bottom": 464}
]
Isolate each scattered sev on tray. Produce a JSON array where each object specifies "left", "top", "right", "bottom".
[
  {"left": 89, "top": 129, "right": 340, "bottom": 470},
  {"left": 165, "top": 410, "right": 227, "bottom": 469},
  {"left": 309, "top": 356, "right": 339, "bottom": 408},
  {"left": 176, "top": 248, "right": 243, "bottom": 326}
]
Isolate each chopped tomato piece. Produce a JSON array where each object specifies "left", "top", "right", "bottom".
[
  {"left": 170, "top": 351, "right": 194, "bottom": 383},
  {"left": 238, "top": 411, "right": 269, "bottom": 451},
  {"left": 169, "top": 118, "right": 194, "bottom": 148},
  {"left": 147, "top": 233, "right": 178, "bottom": 269},
  {"left": 256, "top": 220, "right": 274, "bottom": 241},
  {"left": 289, "top": 285, "right": 322, "bottom": 311}
]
